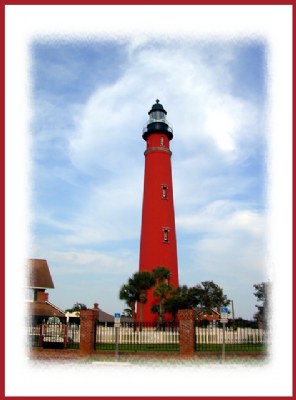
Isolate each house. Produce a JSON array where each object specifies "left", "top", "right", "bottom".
[
  {"left": 26, "top": 258, "right": 65, "bottom": 324},
  {"left": 93, "top": 303, "right": 132, "bottom": 324},
  {"left": 195, "top": 307, "right": 220, "bottom": 323},
  {"left": 26, "top": 259, "right": 132, "bottom": 326},
  {"left": 65, "top": 303, "right": 133, "bottom": 325}
]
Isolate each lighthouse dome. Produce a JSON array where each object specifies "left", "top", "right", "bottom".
[{"left": 149, "top": 99, "right": 167, "bottom": 115}]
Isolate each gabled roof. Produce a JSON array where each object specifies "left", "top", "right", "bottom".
[
  {"left": 98, "top": 308, "right": 114, "bottom": 322},
  {"left": 27, "top": 259, "right": 54, "bottom": 289},
  {"left": 195, "top": 307, "right": 220, "bottom": 316},
  {"left": 27, "top": 301, "right": 65, "bottom": 318},
  {"left": 65, "top": 308, "right": 132, "bottom": 323},
  {"left": 98, "top": 308, "right": 132, "bottom": 323}
]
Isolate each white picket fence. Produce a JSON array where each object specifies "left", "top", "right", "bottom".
[
  {"left": 96, "top": 324, "right": 265, "bottom": 345},
  {"left": 96, "top": 324, "right": 179, "bottom": 345},
  {"left": 195, "top": 327, "right": 265, "bottom": 344}
]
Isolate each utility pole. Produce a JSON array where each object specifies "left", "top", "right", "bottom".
[
  {"left": 231, "top": 300, "right": 235, "bottom": 345},
  {"left": 231, "top": 299, "right": 235, "bottom": 321}
]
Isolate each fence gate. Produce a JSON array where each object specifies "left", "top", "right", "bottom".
[{"left": 27, "top": 323, "right": 80, "bottom": 349}]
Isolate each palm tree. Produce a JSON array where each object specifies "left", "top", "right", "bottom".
[
  {"left": 152, "top": 266, "right": 171, "bottom": 284},
  {"left": 153, "top": 281, "right": 174, "bottom": 323},
  {"left": 152, "top": 266, "right": 173, "bottom": 323},
  {"left": 119, "top": 282, "right": 139, "bottom": 323},
  {"left": 132, "top": 271, "right": 155, "bottom": 324}
]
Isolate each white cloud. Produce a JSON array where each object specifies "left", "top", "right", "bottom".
[
  {"left": 46, "top": 249, "right": 134, "bottom": 274},
  {"left": 68, "top": 42, "right": 262, "bottom": 176},
  {"left": 204, "top": 96, "right": 250, "bottom": 152},
  {"left": 230, "top": 209, "right": 265, "bottom": 236},
  {"left": 176, "top": 198, "right": 267, "bottom": 319},
  {"left": 177, "top": 199, "right": 266, "bottom": 236},
  {"left": 62, "top": 173, "right": 142, "bottom": 245}
]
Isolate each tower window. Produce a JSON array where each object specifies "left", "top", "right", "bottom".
[
  {"left": 160, "top": 136, "right": 164, "bottom": 147},
  {"left": 163, "top": 227, "right": 170, "bottom": 243},
  {"left": 161, "top": 184, "right": 168, "bottom": 199}
]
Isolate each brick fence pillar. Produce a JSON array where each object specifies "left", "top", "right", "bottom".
[
  {"left": 80, "top": 309, "right": 99, "bottom": 354},
  {"left": 177, "top": 309, "right": 196, "bottom": 356}
]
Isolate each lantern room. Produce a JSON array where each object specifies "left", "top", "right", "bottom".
[{"left": 142, "top": 99, "right": 173, "bottom": 141}]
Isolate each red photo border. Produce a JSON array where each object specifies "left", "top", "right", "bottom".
[{"left": 1, "top": 0, "right": 294, "bottom": 398}]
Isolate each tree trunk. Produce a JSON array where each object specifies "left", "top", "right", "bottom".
[
  {"left": 139, "top": 291, "right": 146, "bottom": 325},
  {"left": 159, "top": 299, "right": 164, "bottom": 324},
  {"left": 131, "top": 302, "right": 136, "bottom": 323},
  {"left": 139, "top": 302, "right": 144, "bottom": 325}
]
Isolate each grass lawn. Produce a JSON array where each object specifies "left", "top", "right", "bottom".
[
  {"left": 196, "top": 343, "right": 267, "bottom": 352},
  {"left": 96, "top": 343, "right": 179, "bottom": 352},
  {"left": 96, "top": 343, "right": 267, "bottom": 353}
]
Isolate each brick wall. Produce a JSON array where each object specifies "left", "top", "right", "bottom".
[
  {"left": 80, "top": 309, "right": 99, "bottom": 354},
  {"left": 177, "top": 309, "right": 196, "bottom": 356},
  {"left": 36, "top": 290, "right": 49, "bottom": 302}
]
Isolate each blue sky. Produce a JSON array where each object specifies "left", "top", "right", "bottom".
[{"left": 30, "top": 38, "right": 268, "bottom": 319}]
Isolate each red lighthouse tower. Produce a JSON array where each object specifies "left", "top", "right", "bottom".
[{"left": 138, "top": 100, "right": 179, "bottom": 322}]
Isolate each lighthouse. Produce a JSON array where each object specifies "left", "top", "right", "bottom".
[{"left": 138, "top": 100, "right": 179, "bottom": 322}]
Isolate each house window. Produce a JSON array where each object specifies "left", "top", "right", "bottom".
[
  {"left": 161, "top": 184, "right": 168, "bottom": 199},
  {"left": 160, "top": 136, "right": 164, "bottom": 147},
  {"left": 163, "top": 227, "right": 170, "bottom": 243}
]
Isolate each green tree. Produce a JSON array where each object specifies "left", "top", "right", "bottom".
[
  {"left": 152, "top": 266, "right": 171, "bottom": 283},
  {"left": 65, "top": 302, "right": 87, "bottom": 313},
  {"left": 151, "top": 266, "right": 174, "bottom": 323},
  {"left": 253, "top": 282, "right": 270, "bottom": 327},
  {"left": 153, "top": 281, "right": 174, "bottom": 323},
  {"left": 164, "top": 281, "right": 229, "bottom": 320},
  {"left": 119, "top": 282, "right": 139, "bottom": 323},
  {"left": 121, "top": 308, "right": 133, "bottom": 318},
  {"left": 198, "top": 280, "right": 230, "bottom": 309},
  {"left": 132, "top": 271, "right": 155, "bottom": 324},
  {"left": 164, "top": 285, "right": 199, "bottom": 320}
]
